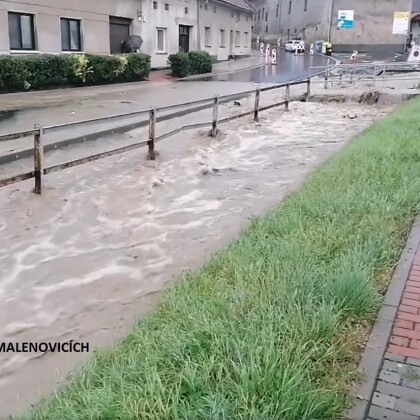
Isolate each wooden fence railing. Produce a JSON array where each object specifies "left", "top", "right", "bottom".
[{"left": 0, "top": 78, "right": 311, "bottom": 194}]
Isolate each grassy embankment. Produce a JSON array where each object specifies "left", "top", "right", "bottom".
[{"left": 25, "top": 99, "right": 420, "bottom": 419}]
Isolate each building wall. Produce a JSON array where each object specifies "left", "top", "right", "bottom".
[
  {"left": 141, "top": 0, "right": 199, "bottom": 67},
  {"left": 0, "top": 0, "right": 251, "bottom": 68},
  {"left": 0, "top": 0, "right": 114, "bottom": 54},
  {"left": 252, "top": 0, "right": 413, "bottom": 53},
  {"left": 200, "top": 0, "right": 252, "bottom": 61},
  {"left": 412, "top": 19, "right": 420, "bottom": 43}
]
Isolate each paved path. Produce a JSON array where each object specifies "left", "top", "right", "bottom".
[{"left": 350, "top": 218, "right": 420, "bottom": 419}]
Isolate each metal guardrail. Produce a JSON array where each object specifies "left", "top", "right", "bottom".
[
  {"left": 0, "top": 79, "right": 311, "bottom": 193},
  {"left": 309, "top": 62, "right": 420, "bottom": 89}
]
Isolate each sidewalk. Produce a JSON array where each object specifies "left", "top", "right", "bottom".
[
  {"left": 0, "top": 53, "right": 265, "bottom": 114},
  {"left": 349, "top": 217, "right": 420, "bottom": 420}
]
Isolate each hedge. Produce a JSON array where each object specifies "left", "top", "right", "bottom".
[
  {"left": 0, "top": 53, "right": 151, "bottom": 93},
  {"left": 168, "top": 51, "right": 212, "bottom": 78}
]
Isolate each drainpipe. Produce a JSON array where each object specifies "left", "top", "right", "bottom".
[
  {"left": 138, "top": 0, "right": 143, "bottom": 36},
  {"left": 197, "top": 0, "right": 201, "bottom": 50}
]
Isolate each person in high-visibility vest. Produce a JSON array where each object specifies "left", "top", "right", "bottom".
[{"left": 325, "top": 42, "right": 333, "bottom": 56}]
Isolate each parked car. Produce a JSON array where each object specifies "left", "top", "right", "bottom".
[{"left": 285, "top": 38, "right": 305, "bottom": 53}]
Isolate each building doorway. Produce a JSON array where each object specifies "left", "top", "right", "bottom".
[
  {"left": 109, "top": 16, "right": 131, "bottom": 54},
  {"left": 179, "top": 25, "right": 190, "bottom": 52}
]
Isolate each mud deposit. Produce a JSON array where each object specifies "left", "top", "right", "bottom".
[{"left": 0, "top": 100, "right": 392, "bottom": 417}]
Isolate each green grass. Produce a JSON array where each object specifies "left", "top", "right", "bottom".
[{"left": 24, "top": 99, "right": 420, "bottom": 419}]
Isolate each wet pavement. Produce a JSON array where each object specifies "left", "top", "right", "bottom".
[{"left": 195, "top": 51, "right": 332, "bottom": 84}]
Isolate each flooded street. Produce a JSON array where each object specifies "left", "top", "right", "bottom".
[{"left": 0, "top": 97, "right": 393, "bottom": 417}]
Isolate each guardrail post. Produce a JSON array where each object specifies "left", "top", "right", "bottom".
[
  {"left": 211, "top": 95, "right": 219, "bottom": 137},
  {"left": 324, "top": 65, "right": 329, "bottom": 89},
  {"left": 373, "top": 66, "right": 376, "bottom": 85},
  {"left": 147, "top": 108, "right": 156, "bottom": 160},
  {"left": 254, "top": 89, "right": 260, "bottom": 122},
  {"left": 34, "top": 124, "right": 43, "bottom": 195},
  {"left": 285, "top": 84, "right": 290, "bottom": 111},
  {"left": 306, "top": 78, "right": 311, "bottom": 97}
]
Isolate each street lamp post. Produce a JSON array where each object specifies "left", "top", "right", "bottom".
[{"left": 328, "top": 0, "right": 334, "bottom": 43}]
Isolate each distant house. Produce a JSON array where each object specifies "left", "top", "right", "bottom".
[{"left": 0, "top": 0, "right": 255, "bottom": 68}]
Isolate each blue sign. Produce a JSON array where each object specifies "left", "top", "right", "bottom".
[{"left": 337, "top": 10, "right": 354, "bottom": 29}]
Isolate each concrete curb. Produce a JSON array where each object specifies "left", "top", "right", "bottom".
[
  {"left": 178, "top": 61, "right": 268, "bottom": 82},
  {"left": 347, "top": 216, "right": 420, "bottom": 419}
]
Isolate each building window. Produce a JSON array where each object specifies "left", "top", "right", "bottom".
[
  {"left": 265, "top": 12, "right": 268, "bottom": 21},
  {"left": 204, "top": 4, "right": 208, "bottom": 10},
  {"left": 214, "top": 7, "right": 217, "bottom": 13},
  {"left": 288, "top": 0, "right": 292, "bottom": 14},
  {"left": 244, "top": 31, "right": 249, "bottom": 46},
  {"left": 205, "top": 26, "right": 211, "bottom": 46},
  {"left": 235, "top": 30, "right": 240, "bottom": 46},
  {"left": 220, "top": 29, "right": 226, "bottom": 47},
  {"left": 60, "top": 18, "right": 81, "bottom": 51},
  {"left": 153, "top": 1, "right": 158, "bottom": 9},
  {"left": 265, "top": 24, "right": 268, "bottom": 33},
  {"left": 258, "top": 10, "right": 260, "bottom": 20},
  {"left": 237, "top": 12, "right": 240, "bottom": 21},
  {"left": 185, "top": 7, "right": 189, "bottom": 14},
  {"left": 165, "top": 3, "right": 169, "bottom": 10},
  {"left": 156, "top": 27, "right": 166, "bottom": 52},
  {"left": 276, "top": 3, "right": 279, "bottom": 17},
  {"left": 8, "top": 12, "right": 35, "bottom": 50},
  {"left": 304, "top": 0, "right": 308, "bottom": 11}
]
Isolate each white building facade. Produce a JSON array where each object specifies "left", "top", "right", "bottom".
[{"left": 0, "top": 0, "right": 254, "bottom": 68}]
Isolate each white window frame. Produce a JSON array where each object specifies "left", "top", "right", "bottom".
[
  {"left": 204, "top": 26, "right": 211, "bottom": 47},
  {"left": 156, "top": 27, "right": 167, "bottom": 53},
  {"left": 243, "top": 31, "right": 249, "bottom": 46},
  {"left": 235, "top": 30, "right": 240, "bottom": 47},
  {"left": 220, "top": 29, "right": 226, "bottom": 48}
]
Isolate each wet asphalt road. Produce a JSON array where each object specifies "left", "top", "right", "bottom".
[{"left": 202, "top": 50, "right": 332, "bottom": 84}]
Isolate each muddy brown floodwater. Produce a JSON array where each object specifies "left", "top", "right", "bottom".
[{"left": 0, "top": 98, "right": 393, "bottom": 417}]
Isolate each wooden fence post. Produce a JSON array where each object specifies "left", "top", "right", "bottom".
[
  {"left": 34, "top": 124, "right": 43, "bottom": 195},
  {"left": 285, "top": 84, "right": 290, "bottom": 111},
  {"left": 211, "top": 95, "right": 219, "bottom": 137},
  {"left": 253, "top": 89, "right": 260, "bottom": 122},
  {"left": 147, "top": 108, "right": 156, "bottom": 160}
]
